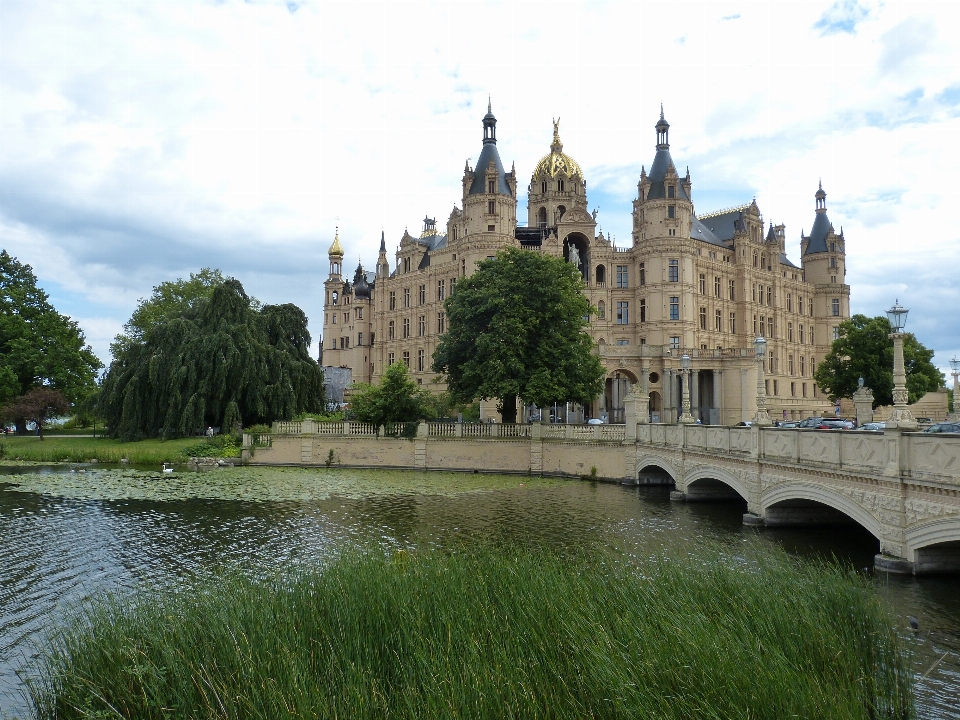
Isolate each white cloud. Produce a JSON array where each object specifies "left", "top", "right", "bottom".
[{"left": 0, "top": 0, "right": 958, "bottom": 366}]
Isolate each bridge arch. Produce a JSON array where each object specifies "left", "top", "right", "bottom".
[
  {"left": 760, "top": 483, "right": 884, "bottom": 540},
  {"left": 904, "top": 516, "right": 960, "bottom": 572},
  {"left": 635, "top": 455, "right": 679, "bottom": 485},
  {"left": 682, "top": 466, "right": 749, "bottom": 502}
]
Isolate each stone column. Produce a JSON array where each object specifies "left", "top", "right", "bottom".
[
  {"left": 714, "top": 370, "right": 723, "bottom": 426},
  {"left": 852, "top": 385, "right": 874, "bottom": 427},
  {"left": 690, "top": 369, "right": 700, "bottom": 421},
  {"left": 740, "top": 367, "right": 749, "bottom": 423},
  {"left": 888, "top": 332, "right": 918, "bottom": 430}
]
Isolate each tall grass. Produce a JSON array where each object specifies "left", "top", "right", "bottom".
[
  {"left": 28, "top": 544, "right": 913, "bottom": 719},
  {"left": 0, "top": 436, "right": 207, "bottom": 464}
]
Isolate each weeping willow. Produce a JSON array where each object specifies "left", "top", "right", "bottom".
[{"left": 100, "top": 279, "right": 324, "bottom": 441}]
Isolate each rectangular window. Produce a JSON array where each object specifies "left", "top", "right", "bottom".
[
  {"left": 355, "top": 307, "right": 363, "bottom": 320},
  {"left": 451, "top": 278, "right": 456, "bottom": 293},
  {"left": 598, "top": 302, "right": 606, "bottom": 319},
  {"left": 616, "top": 339, "right": 629, "bottom": 345},
  {"left": 760, "top": 317, "right": 765, "bottom": 337},
  {"left": 833, "top": 326, "right": 840, "bottom": 340},
  {"left": 358, "top": 333, "right": 363, "bottom": 346},
  {"left": 791, "top": 381, "right": 796, "bottom": 397},
  {"left": 773, "top": 380, "right": 779, "bottom": 396},
  {"left": 766, "top": 286, "right": 772, "bottom": 305},
  {"left": 670, "top": 336, "right": 680, "bottom": 349},
  {"left": 699, "top": 307, "right": 707, "bottom": 330},
  {"left": 616, "top": 265, "right": 628, "bottom": 288},
  {"left": 403, "top": 288, "right": 410, "bottom": 308},
  {"left": 488, "top": 200, "right": 495, "bottom": 214},
  {"left": 402, "top": 318, "right": 410, "bottom": 338},
  {"left": 418, "top": 315, "right": 425, "bottom": 336},
  {"left": 788, "top": 322, "right": 793, "bottom": 341},
  {"left": 787, "top": 294, "right": 792, "bottom": 312},
  {"left": 729, "top": 279, "right": 735, "bottom": 300},
  {"left": 668, "top": 205, "right": 675, "bottom": 219},
  {"left": 667, "top": 185, "right": 675, "bottom": 199},
  {"left": 402, "top": 351, "right": 410, "bottom": 368},
  {"left": 438, "top": 280, "right": 446, "bottom": 301},
  {"left": 332, "top": 313, "right": 337, "bottom": 325},
  {"left": 800, "top": 356, "right": 805, "bottom": 375},
  {"left": 616, "top": 301, "right": 629, "bottom": 324},
  {"left": 699, "top": 274, "right": 706, "bottom": 295},
  {"left": 388, "top": 352, "right": 395, "bottom": 366},
  {"left": 803, "top": 382, "right": 807, "bottom": 397},
  {"left": 715, "top": 309, "right": 721, "bottom": 331},
  {"left": 639, "top": 262, "right": 646, "bottom": 285},
  {"left": 417, "top": 349, "right": 425, "bottom": 372},
  {"left": 487, "top": 224, "right": 495, "bottom": 231},
  {"left": 832, "top": 298, "right": 840, "bottom": 316},
  {"left": 753, "top": 314, "right": 758, "bottom": 334},
  {"left": 669, "top": 259, "right": 679, "bottom": 282},
  {"left": 437, "top": 312, "right": 445, "bottom": 333},
  {"left": 669, "top": 296, "right": 679, "bottom": 321},
  {"left": 789, "top": 355, "right": 794, "bottom": 374},
  {"left": 714, "top": 276, "right": 721, "bottom": 297},
  {"left": 729, "top": 312, "right": 736, "bottom": 333},
  {"left": 639, "top": 299, "right": 646, "bottom": 322},
  {"left": 388, "top": 320, "right": 395, "bottom": 339},
  {"left": 418, "top": 285, "right": 426, "bottom": 305},
  {"left": 389, "top": 291, "right": 396, "bottom": 310},
  {"left": 799, "top": 324, "right": 805, "bottom": 343},
  {"left": 814, "top": 383, "right": 818, "bottom": 397},
  {"left": 752, "top": 283, "right": 756, "bottom": 302}
]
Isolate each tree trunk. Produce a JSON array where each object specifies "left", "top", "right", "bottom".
[
  {"left": 15, "top": 418, "right": 27, "bottom": 436},
  {"left": 499, "top": 395, "right": 517, "bottom": 424}
]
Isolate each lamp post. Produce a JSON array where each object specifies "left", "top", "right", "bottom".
[
  {"left": 753, "top": 336, "right": 772, "bottom": 426},
  {"left": 679, "top": 353, "right": 695, "bottom": 424},
  {"left": 949, "top": 356, "right": 959, "bottom": 420},
  {"left": 886, "top": 300, "right": 917, "bottom": 429}
]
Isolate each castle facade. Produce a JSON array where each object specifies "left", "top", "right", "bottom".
[{"left": 321, "top": 105, "right": 850, "bottom": 424}]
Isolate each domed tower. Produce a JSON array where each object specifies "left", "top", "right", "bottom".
[
  {"left": 460, "top": 100, "right": 518, "bottom": 241},
  {"left": 633, "top": 107, "right": 693, "bottom": 245},
  {"left": 328, "top": 228, "right": 344, "bottom": 280},
  {"left": 322, "top": 227, "right": 346, "bottom": 364},
  {"left": 527, "top": 118, "right": 587, "bottom": 231},
  {"left": 800, "top": 181, "right": 850, "bottom": 347}
]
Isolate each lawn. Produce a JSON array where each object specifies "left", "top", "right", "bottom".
[{"left": 0, "top": 435, "right": 231, "bottom": 464}]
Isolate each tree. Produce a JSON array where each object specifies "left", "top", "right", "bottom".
[
  {"left": 100, "top": 277, "right": 324, "bottom": 440},
  {"left": 0, "top": 250, "right": 102, "bottom": 431},
  {"left": 814, "top": 314, "right": 943, "bottom": 408},
  {"left": 350, "top": 362, "right": 430, "bottom": 427},
  {"left": 432, "top": 248, "right": 605, "bottom": 423},
  {"left": 1, "top": 387, "right": 69, "bottom": 439}
]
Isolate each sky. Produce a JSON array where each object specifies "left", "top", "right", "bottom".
[{"left": 1, "top": 0, "right": 958, "bottom": 383}]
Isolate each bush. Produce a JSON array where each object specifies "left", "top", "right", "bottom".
[{"left": 182, "top": 433, "right": 241, "bottom": 458}]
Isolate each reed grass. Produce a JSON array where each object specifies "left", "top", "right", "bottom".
[
  {"left": 0, "top": 436, "right": 204, "bottom": 464},
  {"left": 28, "top": 544, "right": 913, "bottom": 719}
]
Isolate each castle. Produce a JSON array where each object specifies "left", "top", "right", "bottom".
[{"left": 321, "top": 104, "right": 850, "bottom": 424}]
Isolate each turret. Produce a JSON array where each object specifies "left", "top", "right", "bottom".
[
  {"left": 376, "top": 231, "right": 390, "bottom": 279},
  {"left": 328, "top": 228, "right": 344, "bottom": 279},
  {"left": 633, "top": 108, "right": 693, "bottom": 244},
  {"left": 461, "top": 99, "right": 517, "bottom": 239}
]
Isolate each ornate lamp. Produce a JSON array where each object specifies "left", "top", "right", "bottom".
[
  {"left": 679, "top": 354, "right": 694, "bottom": 424},
  {"left": 886, "top": 299, "right": 917, "bottom": 429},
  {"left": 753, "top": 336, "right": 772, "bottom": 426}
]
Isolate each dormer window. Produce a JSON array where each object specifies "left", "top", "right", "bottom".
[
  {"left": 488, "top": 180, "right": 496, "bottom": 193},
  {"left": 830, "top": 242, "right": 836, "bottom": 252},
  {"left": 667, "top": 185, "right": 675, "bottom": 199}
]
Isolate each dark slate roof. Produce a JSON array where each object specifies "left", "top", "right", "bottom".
[
  {"left": 699, "top": 208, "right": 748, "bottom": 242},
  {"left": 690, "top": 216, "right": 727, "bottom": 247},
  {"left": 804, "top": 212, "right": 832, "bottom": 255},
  {"left": 645, "top": 148, "right": 690, "bottom": 200},
  {"left": 515, "top": 226, "right": 544, "bottom": 246},
  {"left": 416, "top": 233, "right": 447, "bottom": 251},
  {"left": 468, "top": 143, "right": 512, "bottom": 196},
  {"left": 779, "top": 252, "right": 800, "bottom": 269}
]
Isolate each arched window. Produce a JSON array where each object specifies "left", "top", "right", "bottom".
[
  {"left": 557, "top": 205, "right": 566, "bottom": 221},
  {"left": 541, "top": 180, "right": 547, "bottom": 193},
  {"left": 597, "top": 301, "right": 606, "bottom": 320},
  {"left": 753, "top": 250, "right": 758, "bottom": 268},
  {"left": 596, "top": 265, "right": 606, "bottom": 286},
  {"left": 557, "top": 179, "right": 565, "bottom": 192},
  {"left": 538, "top": 207, "right": 547, "bottom": 229}
]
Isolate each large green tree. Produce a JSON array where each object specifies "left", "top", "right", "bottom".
[
  {"left": 0, "top": 250, "right": 102, "bottom": 431},
  {"left": 100, "top": 277, "right": 324, "bottom": 440},
  {"left": 814, "top": 314, "right": 943, "bottom": 407},
  {"left": 432, "top": 247, "right": 605, "bottom": 423}
]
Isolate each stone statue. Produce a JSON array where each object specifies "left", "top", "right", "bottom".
[{"left": 567, "top": 244, "right": 581, "bottom": 269}]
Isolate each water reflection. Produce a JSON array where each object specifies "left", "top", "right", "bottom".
[{"left": 0, "top": 467, "right": 958, "bottom": 718}]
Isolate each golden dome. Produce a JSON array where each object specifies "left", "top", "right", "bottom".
[
  {"left": 533, "top": 119, "right": 583, "bottom": 182},
  {"left": 329, "top": 228, "right": 344, "bottom": 257}
]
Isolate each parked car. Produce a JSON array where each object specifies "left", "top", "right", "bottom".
[
  {"left": 818, "top": 418, "right": 855, "bottom": 430},
  {"left": 797, "top": 417, "right": 826, "bottom": 428},
  {"left": 923, "top": 422, "right": 960, "bottom": 434},
  {"left": 735, "top": 421, "right": 753, "bottom": 427},
  {"left": 778, "top": 421, "right": 800, "bottom": 428},
  {"left": 860, "top": 422, "right": 886, "bottom": 432},
  {"left": 586, "top": 418, "right": 604, "bottom": 425}
]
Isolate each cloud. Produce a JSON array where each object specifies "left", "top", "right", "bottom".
[
  {"left": 814, "top": 0, "right": 872, "bottom": 35},
  {"left": 878, "top": 16, "right": 937, "bottom": 75}
]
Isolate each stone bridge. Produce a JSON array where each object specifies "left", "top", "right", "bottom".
[{"left": 246, "top": 419, "right": 960, "bottom": 574}]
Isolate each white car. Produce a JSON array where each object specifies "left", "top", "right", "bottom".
[{"left": 586, "top": 418, "right": 604, "bottom": 425}]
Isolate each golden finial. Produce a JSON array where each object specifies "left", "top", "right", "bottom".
[
  {"left": 551, "top": 117, "right": 562, "bottom": 152},
  {"left": 329, "top": 226, "right": 344, "bottom": 257}
]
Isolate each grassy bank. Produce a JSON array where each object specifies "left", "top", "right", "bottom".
[
  {"left": 0, "top": 435, "right": 238, "bottom": 464},
  {"left": 29, "top": 545, "right": 913, "bottom": 719}
]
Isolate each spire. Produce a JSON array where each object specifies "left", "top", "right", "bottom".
[
  {"left": 329, "top": 227, "right": 344, "bottom": 258},
  {"left": 655, "top": 106, "right": 670, "bottom": 149},
  {"left": 816, "top": 180, "right": 827, "bottom": 212},
  {"left": 482, "top": 98, "right": 497, "bottom": 144},
  {"left": 379, "top": 230, "right": 386, "bottom": 253}
]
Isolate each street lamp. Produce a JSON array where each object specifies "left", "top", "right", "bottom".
[
  {"left": 679, "top": 353, "right": 695, "bottom": 424},
  {"left": 885, "top": 300, "right": 917, "bottom": 429},
  {"left": 753, "top": 336, "right": 772, "bottom": 426}
]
